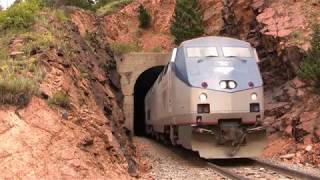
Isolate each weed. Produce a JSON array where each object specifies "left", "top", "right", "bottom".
[
  {"left": 48, "top": 90, "right": 70, "bottom": 108},
  {"left": 54, "top": 9, "right": 68, "bottom": 22},
  {"left": 111, "top": 42, "right": 142, "bottom": 55},
  {"left": 21, "top": 31, "right": 54, "bottom": 53},
  {"left": 0, "top": 76, "right": 38, "bottom": 106},
  {"left": 80, "top": 66, "right": 89, "bottom": 79}
]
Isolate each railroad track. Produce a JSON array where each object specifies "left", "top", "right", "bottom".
[{"left": 208, "top": 158, "right": 320, "bottom": 180}]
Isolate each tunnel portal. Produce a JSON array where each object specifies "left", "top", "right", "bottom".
[
  {"left": 133, "top": 66, "right": 164, "bottom": 136},
  {"left": 116, "top": 53, "right": 171, "bottom": 135}
]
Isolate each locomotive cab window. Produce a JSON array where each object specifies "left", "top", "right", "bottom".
[
  {"left": 222, "top": 47, "right": 252, "bottom": 58},
  {"left": 186, "top": 47, "right": 218, "bottom": 58}
]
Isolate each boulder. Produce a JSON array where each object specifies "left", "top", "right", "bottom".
[{"left": 299, "top": 112, "right": 317, "bottom": 123}]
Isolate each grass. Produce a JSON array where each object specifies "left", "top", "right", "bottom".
[
  {"left": 0, "top": 9, "right": 54, "bottom": 106},
  {"left": 21, "top": 31, "right": 54, "bottom": 54},
  {"left": 48, "top": 91, "right": 70, "bottom": 108},
  {"left": 96, "top": 0, "right": 133, "bottom": 16},
  {"left": 111, "top": 41, "right": 142, "bottom": 55},
  {"left": 152, "top": 46, "right": 162, "bottom": 53},
  {"left": 80, "top": 66, "right": 89, "bottom": 79},
  {"left": 0, "top": 76, "right": 38, "bottom": 106},
  {"left": 54, "top": 9, "right": 69, "bottom": 22}
]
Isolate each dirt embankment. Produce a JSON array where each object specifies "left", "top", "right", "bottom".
[
  {"left": 102, "top": 0, "right": 320, "bottom": 167},
  {"left": 0, "top": 8, "right": 140, "bottom": 179}
]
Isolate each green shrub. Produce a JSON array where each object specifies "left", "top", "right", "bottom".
[
  {"left": 138, "top": 4, "right": 151, "bottom": 29},
  {"left": 0, "top": 0, "right": 41, "bottom": 30},
  {"left": 111, "top": 42, "right": 142, "bottom": 55},
  {"left": 170, "top": 0, "right": 204, "bottom": 44},
  {"left": 298, "top": 25, "right": 320, "bottom": 87},
  {"left": 0, "top": 76, "right": 38, "bottom": 106},
  {"left": 48, "top": 91, "right": 70, "bottom": 108}
]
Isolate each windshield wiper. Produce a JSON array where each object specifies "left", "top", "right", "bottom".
[
  {"left": 197, "top": 56, "right": 218, "bottom": 63},
  {"left": 226, "top": 56, "right": 247, "bottom": 63}
]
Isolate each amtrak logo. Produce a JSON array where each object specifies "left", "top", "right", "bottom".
[
  {"left": 213, "top": 67, "right": 234, "bottom": 75},
  {"left": 217, "top": 61, "right": 230, "bottom": 66}
]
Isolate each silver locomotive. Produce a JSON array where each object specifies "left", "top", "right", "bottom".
[{"left": 145, "top": 36, "right": 266, "bottom": 158}]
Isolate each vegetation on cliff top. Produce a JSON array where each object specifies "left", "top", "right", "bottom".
[
  {"left": 0, "top": 0, "right": 41, "bottom": 30},
  {"left": 170, "top": 0, "right": 204, "bottom": 44},
  {"left": 0, "top": 0, "right": 70, "bottom": 106}
]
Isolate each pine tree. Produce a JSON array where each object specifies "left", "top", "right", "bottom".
[
  {"left": 138, "top": 4, "right": 151, "bottom": 29},
  {"left": 170, "top": 0, "right": 204, "bottom": 44},
  {"left": 298, "top": 24, "right": 320, "bottom": 87}
]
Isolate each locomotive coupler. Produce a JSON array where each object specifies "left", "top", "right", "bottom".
[{"left": 229, "top": 125, "right": 266, "bottom": 156}]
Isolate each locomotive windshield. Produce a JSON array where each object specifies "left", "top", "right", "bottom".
[
  {"left": 222, "top": 47, "right": 252, "bottom": 57},
  {"left": 187, "top": 47, "right": 218, "bottom": 58}
]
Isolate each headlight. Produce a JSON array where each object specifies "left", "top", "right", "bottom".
[
  {"left": 219, "top": 81, "right": 227, "bottom": 89},
  {"left": 251, "top": 93, "right": 257, "bottom": 101},
  {"left": 199, "top": 93, "right": 207, "bottom": 102},
  {"left": 228, "top": 81, "right": 237, "bottom": 89}
]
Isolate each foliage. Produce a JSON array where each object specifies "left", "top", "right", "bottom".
[
  {"left": 96, "top": 0, "right": 132, "bottom": 16},
  {"left": 54, "top": 9, "right": 68, "bottom": 22},
  {"left": 170, "top": 0, "right": 204, "bottom": 44},
  {"left": 111, "top": 42, "right": 142, "bottom": 55},
  {"left": 43, "top": 0, "right": 94, "bottom": 10},
  {"left": 21, "top": 31, "right": 54, "bottom": 53},
  {"left": 138, "top": 4, "right": 151, "bottom": 29},
  {"left": 48, "top": 90, "right": 70, "bottom": 108},
  {"left": 0, "top": 0, "right": 41, "bottom": 30},
  {"left": 0, "top": 76, "right": 38, "bottom": 106},
  {"left": 298, "top": 25, "right": 320, "bottom": 87}
]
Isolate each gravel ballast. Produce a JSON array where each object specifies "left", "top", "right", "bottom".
[{"left": 134, "top": 137, "right": 225, "bottom": 180}]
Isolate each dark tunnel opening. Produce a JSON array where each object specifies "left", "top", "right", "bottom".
[{"left": 134, "top": 66, "right": 164, "bottom": 136}]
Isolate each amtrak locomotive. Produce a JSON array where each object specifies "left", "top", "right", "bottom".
[{"left": 145, "top": 36, "right": 266, "bottom": 158}]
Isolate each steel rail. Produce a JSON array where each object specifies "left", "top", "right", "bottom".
[
  {"left": 251, "top": 158, "right": 320, "bottom": 180},
  {"left": 207, "top": 162, "right": 249, "bottom": 180}
]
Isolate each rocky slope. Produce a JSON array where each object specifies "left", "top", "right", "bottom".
[
  {"left": 100, "top": 0, "right": 320, "bottom": 167},
  {"left": 0, "top": 8, "right": 139, "bottom": 179}
]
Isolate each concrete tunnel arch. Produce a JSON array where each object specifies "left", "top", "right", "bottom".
[{"left": 116, "top": 53, "right": 171, "bottom": 135}]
